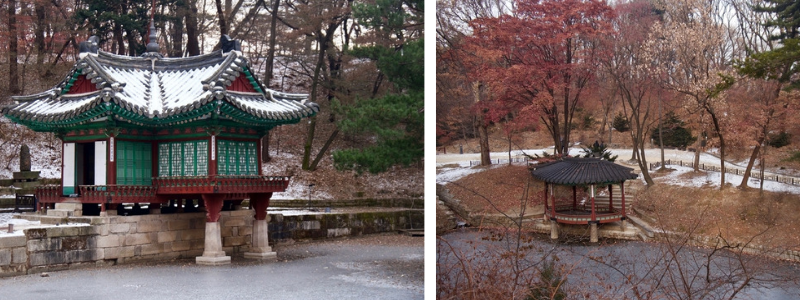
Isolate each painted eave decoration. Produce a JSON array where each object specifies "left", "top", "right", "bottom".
[{"left": 1, "top": 36, "right": 319, "bottom": 131}]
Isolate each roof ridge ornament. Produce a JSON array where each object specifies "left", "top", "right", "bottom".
[
  {"left": 78, "top": 36, "right": 100, "bottom": 58},
  {"left": 143, "top": 23, "right": 163, "bottom": 59},
  {"left": 220, "top": 35, "right": 242, "bottom": 55}
]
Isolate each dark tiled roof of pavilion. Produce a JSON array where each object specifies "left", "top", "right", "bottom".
[
  {"left": 531, "top": 158, "right": 638, "bottom": 185},
  {"left": 2, "top": 36, "right": 318, "bottom": 131}
]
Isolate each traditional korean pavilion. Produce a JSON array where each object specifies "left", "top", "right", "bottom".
[
  {"left": 2, "top": 30, "right": 318, "bottom": 265},
  {"left": 531, "top": 158, "right": 638, "bottom": 242}
]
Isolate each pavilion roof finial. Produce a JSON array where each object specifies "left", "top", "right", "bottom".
[
  {"left": 143, "top": 0, "right": 161, "bottom": 58},
  {"left": 146, "top": 23, "right": 159, "bottom": 54}
]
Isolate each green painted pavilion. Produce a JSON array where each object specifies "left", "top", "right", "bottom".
[{"left": 2, "top": 31, "right": 318, "bottom": 265}]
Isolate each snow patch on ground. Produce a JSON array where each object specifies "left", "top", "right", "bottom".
[
  {"left": 652, "top": 165, "right": 800, "bottom": 194},
  {"left": 436, "top": 165, "right": 503, "bottom": 184}
]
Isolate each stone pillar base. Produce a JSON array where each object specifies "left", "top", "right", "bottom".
[
  {"left": 621, "top": 219, "right": 627, "bottom": 232},
  {"left": 549, "top": 220, "right": 559, "bottom": 239},
  {"left": 196, "top": 221, "right": 230, "bottom": 265},
  {"left": 590, "top": 223, "right": 599, "bottom": 243},
  {"left": 245, "top": 219, "right": 276, "bottom": 260},
  {"left": 196, "top": 255, "right": 231, "bottom": 265},
  {"left": 243, "top": 251, "right": 277, "bottom": 261}
]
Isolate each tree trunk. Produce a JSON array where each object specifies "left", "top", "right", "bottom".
[
  {"left": 477, "top": 119, "right": 490, "bottom": 166},
  {"left": 35, "top": 2, "right": 46, "bottom": 76},
  {"left": 127, "top": 30, "right": 137, "bottom": 56},
  {"left": 309, "top": 129, "right": 339, "bottom": 171},
  {"left": 694, "top": 139, "right": 701, "bottom": 172},
  {"left": 302, "top": 35, "right": 329, "bottom": 170},
  {"left": 739, "top": 140, "right": 762, "bottom": 189},
  {"left": 185, "top": 0, "right": 200, "bottom": 56},
  {"left": 264, "top": 0, "right": 280, "bottom": 85},
  {"left": 7, "top": 0, "right": 20, "bottom": 95},
  {"left": 630, "top": 131, "right": 638, "bottom": 161},
  {"left": 507, "top": 132, "right": 512, "bottom": 165},
  {"left": 709, "top": 111, "right": 725, "bottom": 189},
  {"left": 638, "top": 142, "right": 654, "bottom": 186},
  {"left": 114, "top": 22, "right": 125, "bottom": 55},
  {"left": 215, "top": 0, "right": 228, "bottom": 36},
  {"left": 261, "top": 132, "right": 271, "bottom": 163},
  {"left": 562, "top": 38, "right": 572, "bottom": 156},
  {"left": 170, "top": 3, "right": 185, "bottom": 57}
]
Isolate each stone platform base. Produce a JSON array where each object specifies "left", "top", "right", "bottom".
[
  {"left": 243, "top": 251, "right": 277, "bottom": 261},
  {"left": 196, "top": 255, "right": 231, "bottom": 265}
]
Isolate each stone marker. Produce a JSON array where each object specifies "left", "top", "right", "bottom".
[{"left": 19, "top": 144, "right": 30, "bottom": 172}]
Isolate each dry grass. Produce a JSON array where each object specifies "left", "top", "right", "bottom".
[
  {"left": 635, "top": 184, "right": 800, "bottom": 250},
  {"left": 446, "top": 165, "right": 543, "bottom": 215}
]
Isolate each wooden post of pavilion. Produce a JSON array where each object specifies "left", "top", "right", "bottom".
[
  {"left": 621, "top": 183, "right": 627, "bottom": 230},
  {"left": 550, "top": 184, "right": 558, "bottom": 239},
  {"left": 244, "top": 192, "right": 277, "bottom": 260},
  {"left": 590, "top": 184, "right": 598, "bottom": 243},
  {"left": 543, "top": 182, "right": 548, "bottom": 221},
  {"left": 196, "top": 194, "right": 230, "bottom": 265},
  {"left": 572, "top": 186, "right": 577, "bottom": 210}
]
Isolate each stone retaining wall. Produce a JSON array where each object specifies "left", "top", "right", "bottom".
[{"left": 0, "top": 208, "right": 422, "bottom": 277}]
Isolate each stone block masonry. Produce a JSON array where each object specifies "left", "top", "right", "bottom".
[{"left": 0, "top": 208, "right": 423, "bottom": 277}]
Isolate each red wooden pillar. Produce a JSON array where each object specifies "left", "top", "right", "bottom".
[
  {"left": 197, "top": 193, "right": 230, "bottom": 265},
  {"left": 60, "top": 141, "right": 65, "bottom": 195},
  {"left": 251, "top": 193, "right": 272, "bottom": 220},
  {"left": 540, "top": 182, "right": 548, "bottom": 214},
  {"left": 245, "top": 192, "right": 276, "bottom": 260},
  {"left": 107, "top": 137, "right": 117, "bottom": 185},
  {"left": 572, "top": 186, "right": 576, "bottom": 210},
  {"left": 202, "top": 194, "right": 225, "bottom": 222},
  {"left": 590, "top": 185, "right": 596, "bottom": 222},
  {"left": 608, "top": 185, "right": 613, "bottom": 211},
  {"left": 209, "top": 135, "right": 217, "bottom": 176},
  {"left": 550, "top": 184, "right": 556, "bottom": 217},
  {"left": 256, "top": 137, "right": 263, "bottom": 176},
  {"left": 620, "top": 182, "right": 627, "bottom": 218}
]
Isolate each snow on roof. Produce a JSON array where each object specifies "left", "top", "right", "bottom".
[{"left": 3, "top": 45, "right": 319, "bottom": 129}]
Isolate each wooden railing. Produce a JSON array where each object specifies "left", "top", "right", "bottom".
[
  {"left": 35, "top": 175, "right": 291, "bottom": 203},
  {"left": 153, "top": 175, "right": 290, "bottom": 194},
  {"left": 469, "top": 157, "right": 530, "bottom": 167},
  {"left": 35, "top": 185, "right": 61, "bottom": 203},
  {"left": 79, "top": 185, "right": 158, "bottom": 203}
]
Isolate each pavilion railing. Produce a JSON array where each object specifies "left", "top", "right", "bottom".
[
  {"left": 79, "top": 185, "right": 158, "bottom": 203},
  {"left": 153, "top": 175, "right": 291, "bottom": 194},
  {"left": 34, "top": 185, "right": 61, "bottom": 203},
  {"left": 35, "top": 175, "right": 290, "bottom": 203},
  {"left": 546, "top": 206, "right": 623, "bottom": 224},
  {"left": 551, "top": 204, "right": 614, "bottom": 213}
]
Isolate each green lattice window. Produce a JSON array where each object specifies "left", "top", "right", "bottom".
[
  {"left": 217, "top": 140, "right": 258, "bottom": 175},
  {"left": 158, "top": 140, "right": 209, "bottom": 177},
  {"left": 116, "top": 141, "right": 152, "bottom": 185}
]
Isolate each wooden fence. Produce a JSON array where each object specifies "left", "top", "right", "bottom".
[
  {"left": 468, "top": 157, "right": 530, "bottom": 167},
  {"left": 649, "top": 159, "right": 800, "bottom": 186}
]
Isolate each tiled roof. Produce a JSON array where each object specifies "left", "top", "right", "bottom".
[
  {"left": 3, "top": 48, "right": 318, "bottom": 129},
  {"left": 531, "top": 158, "right": 638, "bottom": 185}
]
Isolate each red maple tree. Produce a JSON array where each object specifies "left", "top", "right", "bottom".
[{"left": 462, "top": 0, "right": 615, "bottom": 155}]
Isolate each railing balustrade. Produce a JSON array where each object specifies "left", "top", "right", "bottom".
[{"left": 34, "top": 175, "right": 291, "bottom": 203}]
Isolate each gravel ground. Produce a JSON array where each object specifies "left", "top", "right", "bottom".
[{"left": 0, "top": 234, "right": 424, "bottom": 300}]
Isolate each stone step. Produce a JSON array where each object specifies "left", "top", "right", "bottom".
[{"left": 47, "top": 209, "right": 75, "bottom": 218}]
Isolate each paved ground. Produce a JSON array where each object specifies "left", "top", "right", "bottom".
[{"left": 0, "top": 234, "right": 424, "bottom": 300}]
